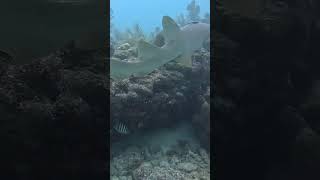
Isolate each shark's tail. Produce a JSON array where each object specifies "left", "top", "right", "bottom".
[
  {"left": 137, "top": 16, "right": 193, "bottom": 67},
  {"left": 137, "top": 38, "right": 192, "bottom": 67},
  {"left": 137, "top": 16, "right": 181, "bottom": 63}
]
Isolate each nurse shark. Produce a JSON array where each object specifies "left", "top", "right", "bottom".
[{"left": 110, "top": 16, "right": 210, "bottom": 79}]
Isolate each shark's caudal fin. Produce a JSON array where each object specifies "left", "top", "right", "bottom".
[{"left": 137, "top": 16, "right": 192, "bottom": 67}]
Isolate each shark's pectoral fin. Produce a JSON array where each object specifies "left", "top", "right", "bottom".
[
  {"left": 176, "top": 53, "right": 192, "bottom": 67},
  {"left": 138, "top": 39, "right": 162, "bottom": 61}
]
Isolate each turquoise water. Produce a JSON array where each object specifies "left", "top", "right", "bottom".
[{"left": 111, "top": 0, "right": 210, "bottom": 34}]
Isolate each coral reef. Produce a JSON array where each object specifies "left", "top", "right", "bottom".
[
  {"left": 112, "top": 43, "right": 137, "bottom": 61},
  {"left": 192, "top": 87, "right": 210, "bottom": 151},
  {"left": 187, "top": 0, "right": 201, "bottom": 22},
  {"left": 110, "top": 38, "right": 210, "bottom": 180},
  {"left": 110, "top": 42, "right": 210, "bottom": 146},
  {"left": 0, "top": 47, "right": 108, "bottom": 178},
  {"left": 110, "top": 124, "right": 210, "bottom": 180},
  {"left": 111, "top": 23, "right": 147, "bottom": 47}
]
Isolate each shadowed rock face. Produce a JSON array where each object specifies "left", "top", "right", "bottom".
[
  {"left": 214, "top": 2, "right": 320, "bottom": 180},
  {"left": 0, "top": 47, "right": 108, "bottom": 178},
  {"left": 0, "top": 0, "right": 106, "bottom": 64}
]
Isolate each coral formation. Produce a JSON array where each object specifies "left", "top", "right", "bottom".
[
  {"left": 0, "top": 47, "right": 108, "bottom": 178},
  {"left": 110, "top": 41, "right": 210, "bottom": 141},
  {"left": 110, "top": 124, "right": 210, "bottom": 180},
  {"left": 187, "top": 0, "right": 201, "bottom": 21}
]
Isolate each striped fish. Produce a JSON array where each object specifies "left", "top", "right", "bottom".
[{"left": 113, "top": 122, "right": 130, "bottom": 135}]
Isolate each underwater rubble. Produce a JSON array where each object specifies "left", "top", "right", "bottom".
[
  {"left": 214, "top": 1, "right": 320, "bottom": 180},
  {"left": 110, "top": 136, "right": 210, "bottom": 180}
]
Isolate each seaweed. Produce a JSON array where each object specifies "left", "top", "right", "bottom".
[
  {"left": 187, "top": 0, "right": 201, "bottom": 22},
  {"left": 176, "top": 0, "right": 210, "bottom": 26},
  {"left": 111, "top": 23, "right": 147, "bottom": 46}
]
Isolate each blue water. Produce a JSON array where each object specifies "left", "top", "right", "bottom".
[{"left": 111, "top": 0, "right": 210, "bottom": 34}]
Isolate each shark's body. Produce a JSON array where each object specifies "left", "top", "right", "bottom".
[
  {"left": 110, "top": 16, "right": 210, "bottom": 79},
  {"left": 0, "top": 0, "right": 105, "bottom": 64}
]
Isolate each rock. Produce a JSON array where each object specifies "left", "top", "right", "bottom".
[
  {"left": 178, "top": 162, "right": 198, "bottom": 172},
  {"left": 112, "top": 147, "right": 144, "bottom": 176},
  {"left": 192, "top": 92, "right": 210, "bottom": 151},
  {"left": 113, "top": 50, "right": 131, "bottom": 60},
  {"left": 213, "top": 2, "right": 320, "bottom": 179},
  {"left": 159, "top": 160, "right": 170, "bottom": 168},
  {"left": 132, "top": 162, "right": 153, "bottom": 179},
  {"left": 111, "top": 130, "right": 210, "bottom": 179},
  {"left": 119, "top": 176, "right": 132, "bottom": 180},
  {"left": 0, "top": 50, "right": 12, "bottom": 76},
  {"left": 133, "top": 163, "right": 185, "bottom": 180},
  {"left": 110, "top": 50, "right": 209, "bottom": 136},
  {"left": 117, "top": 43, "right": 131, "bottom": 50},
  {"left": 153, "top": 32, "right": 165, "bottom": 47},
  {"left": 147, "top": 166, "right": 185, "bottom": 180},
  {"left": 58, "top": 69, "right": 108, "bottom": 107},
  {"left": 0, "top": 48, "right": 108, "bottom": 178},
  {"left": 128, "top": 47, "right": 138, "bottom": 57},
  {"left": 110, "top": 44, "right": 115, "bottom": 57},
  {"left": 199, "top": 148, "right": 210, "bottom": 165},
  {"left": 111, "top": 176, "right": 119, "bottom": 180}
]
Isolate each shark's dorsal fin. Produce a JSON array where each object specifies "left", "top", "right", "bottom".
[{"left": 162, "top": 16, "right": 181, "bottom": 42}]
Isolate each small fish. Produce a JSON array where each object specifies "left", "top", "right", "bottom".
[{"left": 113, "top": 122, "right": 130, "bottom": 135}]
